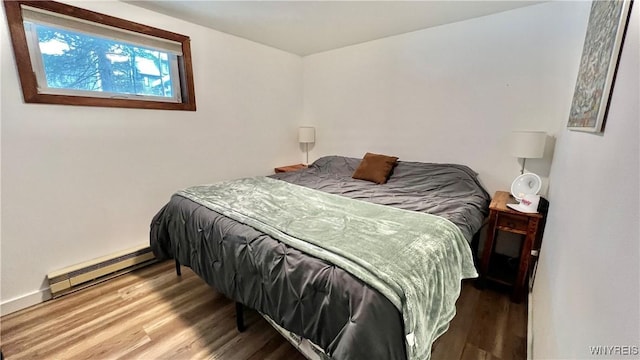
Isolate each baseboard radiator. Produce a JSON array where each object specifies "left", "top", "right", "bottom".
[{"left": 47, "top": 245, "right": 157, "bottom": 298}]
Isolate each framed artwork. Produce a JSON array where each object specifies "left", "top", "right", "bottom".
[{"left": 567, "top": 0, "right": 633, "bottom": 133}]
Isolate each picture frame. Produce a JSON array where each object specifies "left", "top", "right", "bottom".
[{"left": 567, "top": 0, "right": 633, "bottom": 133}]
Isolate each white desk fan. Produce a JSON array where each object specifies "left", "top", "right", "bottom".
[{"left": 510, "top": 173, "right": 542, "bottom": 201}]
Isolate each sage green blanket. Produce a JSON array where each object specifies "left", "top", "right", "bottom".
[{"left": 178, "top": 176, "right": 478, "bottom": 360}]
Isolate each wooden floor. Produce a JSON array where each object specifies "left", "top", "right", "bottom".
[{"left": 0, "top": 261, "right": 526, "bottom": 360}]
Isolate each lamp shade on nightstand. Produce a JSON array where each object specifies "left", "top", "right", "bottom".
[
  {"left": 298, "top": 127, "right": 315, "bottom": 143},
  {"left": 511, "top": 131, "right": 546, "bottom": 175},
  {"left": 511, "top": 131, "right": 546, "bottom": 159}
]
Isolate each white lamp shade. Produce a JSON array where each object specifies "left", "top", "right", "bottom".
[
  {"left": 511, "top": 131, "right": 546, "bottom": 159},
  {"left": 298, "top": 127, "right": 315, "bottom": 143}
]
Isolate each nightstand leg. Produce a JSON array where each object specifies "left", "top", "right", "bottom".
[
  {"left": 478, "top": 211, "right": 498, "bottom": 288},
  {"left": 513, "top": 218, "right": 539, "bottom": 302}
]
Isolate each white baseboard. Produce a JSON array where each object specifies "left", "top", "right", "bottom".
[{"left": 1, "top": 287, "right": 52, "bottom": 316}]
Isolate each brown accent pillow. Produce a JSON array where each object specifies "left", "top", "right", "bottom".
[{"left": 352, "top": 152, "right": 399, "bottom": 184}]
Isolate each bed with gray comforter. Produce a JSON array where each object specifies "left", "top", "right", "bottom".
[{"left": 150, "top": 155, "right": 490, "bottom": 360}]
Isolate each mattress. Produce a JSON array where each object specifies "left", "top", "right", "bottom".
[{"left": 150, "top": 155, "right": 490, "bottom": 360}]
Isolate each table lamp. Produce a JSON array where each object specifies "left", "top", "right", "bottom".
[
  {"left": 510, "top": 130, "right": 546, "bottom": 201},
  {"left": 298, "top": 126, "right": 315, "bottom": 165}
]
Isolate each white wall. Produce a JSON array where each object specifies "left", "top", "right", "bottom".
[
  {"left": 303, "top": 2, "right": 591, "bottom": 195},
  {"left": 0, "top": 1, "right": 303, "bottom": 314},
  {"left": 533, "top": 5, "right": 640, "bottom": 359}
]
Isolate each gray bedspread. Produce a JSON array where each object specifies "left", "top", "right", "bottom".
[
  {"left": 272, "top": 156, "right": 489, "bottom": 242},
  {"left": 150, "top": 155, "right": 489, "bottom": 360}
]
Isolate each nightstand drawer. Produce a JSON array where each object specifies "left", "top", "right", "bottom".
[{"left": 497, "top": 213, "right": 528, "bottom": 233}]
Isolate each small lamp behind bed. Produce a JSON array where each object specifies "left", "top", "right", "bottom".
[{"left": 298, "top": 126, "right": 316, "bottom": 165}]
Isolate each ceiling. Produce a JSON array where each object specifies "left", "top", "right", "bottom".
[{"left": 125, "top": 1, "right": 543, "bottom": 56}]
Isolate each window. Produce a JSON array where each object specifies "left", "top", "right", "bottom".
[{"left": 3, "top": 1, "right": 196, "bottom": 110}]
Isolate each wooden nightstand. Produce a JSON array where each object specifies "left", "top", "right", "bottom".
[
  {"left": 274, "top": 164, "right": 307, "bottom": 173},
  {"left": 480, "top": 191, "right": 547, "bottom": 302}
]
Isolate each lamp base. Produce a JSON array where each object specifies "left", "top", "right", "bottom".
[
  {"left": 305, "top": 144, "right": 309, "bottom": 166},
  {"left": 520, "top": 158, "right": 526, "bottom": 175}
]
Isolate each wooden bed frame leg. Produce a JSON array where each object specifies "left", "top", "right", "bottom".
[
  {"left": 235, "top": 302, "right": 246, "bottom": 332},
  {"left": 175, "top": 259, "right": 181, "bottom": 276}
]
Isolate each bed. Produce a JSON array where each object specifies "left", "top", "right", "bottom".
[{"left": 150, "top": 155, "right": 490, "bottom": 360}]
